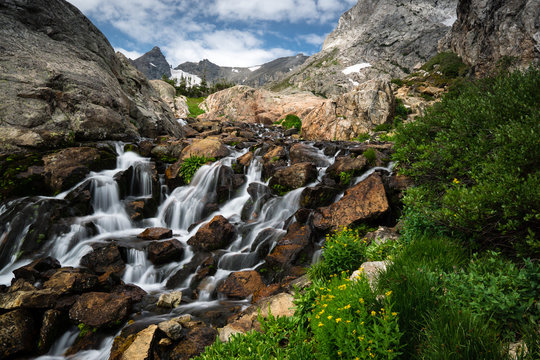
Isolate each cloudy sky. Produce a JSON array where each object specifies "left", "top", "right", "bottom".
[{"left": 66, "top": 0, "right": 357, "bottom": 67}]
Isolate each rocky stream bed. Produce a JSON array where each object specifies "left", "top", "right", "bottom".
[{"left": 0, "top": 118, "right": 408, "bottom": 359}]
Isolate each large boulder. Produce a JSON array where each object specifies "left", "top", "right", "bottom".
[
  {"left": 302, "top": 80, "right": 394, "bottom": 141},
  {"left": 268, "top": 162, "right": 318, "bottom": 192},
  {"left": 0, "top": 309, "right": 37, "bottom": 358},
  {"left": 79, "top": 243, "right": 126, "bottom": 275},
  {"left": 199, "top": 85, "right": 325, "bottom": 124},
  {"left": 167, "top": 323, "right": 217, "bottom": 360},
  {"left": 69, "top": 292, "right": 131, "bottom": 328},
  {"left": 313, "top": 174, "right": 390, "bottom": 230},
  {"left": 180, "top": 138, "right": 229, "bottom": 159},
  {"left": 43, "top": 267, "right": 98, "bottom": 295},
  {"left": 217, "top": 270, "right": 265, "bottom": 299},
  {"left": 187, "top": 215, "right": 236, "bottom": 252},
  {"left": 0, "top": 0, "right": 181, "bottom": 154},
  {"left": 265, "top": 223, "right": 314, "bottom": 269},
  {"left": 289, "top": 143, "right": 331, "bottom": 167},
  {"left": 149, "top": 80, "right": 190, "bottom": 119},
  {"left": 441, "top": 0, "right": 539, "bottom": 76},
  {"left": 147, "top": 239, "right": 184, "bottom": 265}
]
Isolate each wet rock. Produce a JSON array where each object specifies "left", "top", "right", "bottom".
[
  {"left": 147, "top": 239, "right": 184, "bottom": 265},
  {"left": 80, "top": 243, "right": 126, "bottom": 275},
  {"left": 168, "top": 323, "right": 217, "bottom": 360},
  {"left": 43, "top": 147, "right": 115, "bottom": 193},
  {"left": 12, "top": 257, "right": 60, "bottom": 283},
  {"left": 137, "top": 227, "right": 173, "bottom": 240},
  {"left": 218, "top": 293, "right": 295, "bottom": 342},
  {"left": 217, "top": 270, "right": 265, "bottom": 299},
  {"left": 216, "top": 166, "right": 242, "bottom": 203},
  {"left": 43, "top": 267, "right": 98, "bottom": 295},
  {"left": 112, "top": 284, "right": 147, "bottom": 305},
  {"left": 65, "top": 332, "right": 103, "bottom": 356},
  {"left": 325, "top": 155, "right": 369, "bottom": 183},
  {"left": 69, "top": 292, "right": 131, "bottom": 328},
  {"left": 265, "top": 223, "right": 314, "bottom": 269},
  {"left": 126, "top": 198, "right": 158, "bottom": 221},
  {"left": 0, "top": 309, "right": 36, "bottom": 358},
  {"left": 156, "top": 291, "right": 183, "bottom": 308},
  {"left": 289, "top": 143, "right": 330, "bottom": 167},
  {"left": 300, "top": 184, "right": 340, "bottom": 209},
  {"left": 158, "top": 319, "right": 183, "bottom": 341},
  {"left": 111, "top": 324, "right": 159, "bottom": 360},
  {"left": 0, "top": 288, "right": 59, "bottom": 310},
  {"left": 268, "top": 162, "right": 318, "bottom": 193},
  {"left": 313, "top": 174, "right": 389, "bottom": 231},
  {"left": 180, "top": 138, "right": 229, "bottom": 160},
  {"left": 187, "top": 215, "right": 236, "bottom": 252},
  {"left": 262, "top": 145, "right": 287, "bottom": 163},
  {"left": 166, "top": 252, "right": 209, "bottom": 289},
  {"left": 237, "top": 151, "right": 253, "bottom": 168},
  {"left": 38, "top": 309, "right": 65, "bottom": 353},
  {"left": 194, "top": 255, "right": 218, "bottom": 282}
]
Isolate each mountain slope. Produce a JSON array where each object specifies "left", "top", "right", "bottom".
[{"left": 131, "top": 46, "right": 172, "bottom": 80}]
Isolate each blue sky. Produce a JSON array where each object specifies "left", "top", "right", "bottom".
[{"left": 67, "top": 0, "right": 357, "bottom": 67}]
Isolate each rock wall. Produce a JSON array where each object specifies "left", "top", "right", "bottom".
[
  {"left": 270, "top": 0, "right": 458, "bottom": 96},
  {"left": 441, "top": 0, "right": 539, "bottom": 76},
  {"left": 0, "top": 0, "right": 181, "bottom": 154}
]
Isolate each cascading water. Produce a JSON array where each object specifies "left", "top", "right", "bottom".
[{"left": 1, "top": 135, "right": 386, "bottom": 359}]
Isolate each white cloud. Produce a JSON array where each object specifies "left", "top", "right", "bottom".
[
  {"left": 298, "top": 33, "right": 327, "bottom": 46},
  {"left": 115, "top": 47, "right": 143, "bottom": 60}
]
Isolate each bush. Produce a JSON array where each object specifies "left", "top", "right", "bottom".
[
  {"left": 363, "top": 148, "right": 376, "bottom": 165},
  {"left": 276, "top": 114, "right": 302, "bottom": 132},
  {"left": 179, "top": 155, "right": 215, "bottom": 184},
  {"left": 310, "top": 275, "right": 401, "bottom": 359},
  {"left": 309, "top": 228, "right": 368, "bottom": 281},
  {"left": 422, "top": 52, "right": 468, "bottom": 78},
  {"left": 393, "top": 68, "right": 540, "bottom": 254}
]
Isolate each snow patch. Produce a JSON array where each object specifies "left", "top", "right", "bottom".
[
  {"left": 442, "top": 15, "right": 457, "bottom": 26},
  {"left": 348, "top": 79, "right": 360, "bottom": 86},
  {"left": 249, "top": 66, "right": 261, "bottom": 72},
  {"left": 232, "top": 68, "right": 239, "bottom": 73},
  {"left": 150, "top": 62, "right": 157, "bottom": 68},
  {"left": 170, "top": 69, "right": 202, "bottom": 86},
  {"left": 342, "top": 63, "right": 372, "bottom": 75}
]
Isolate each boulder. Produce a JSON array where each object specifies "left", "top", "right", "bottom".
[
  {"left": 119, "top": 324, "right": 158, "bottom": 360},
  {"left": 350, "top": 261, "right": 390, "bottom": 290},
  {"left": 12, "top": 256, "right": 60, "bottom": 283},
  {"left": 217, "top": 270, "right": 265, "bottom": 299},
  {"left": 218, "top": 293, "right": 295, "bottom": 342},
  {"left": 268, "top": 162, "right": 318, "bottom": 192},
  {"left": 147, "top": 240, "right": 184, "bottom": 265},
  {"left": 289, "top": 143, "right": 330, "bottom": 167},
  {"left": 236, "top": 152, "right": 253, "bottom": 168},
  {"left": 0, "top": 0, "right": 181, "bottom": 153},
  {"left": 69, "top": 292, "right": 131, "bottom": 328},
  {"left": 187, "top": 215, "right": 236, "bottom": 252},
  {"left": 158, "top": 319, "right": 183, "bottom": 341},
  {"left": 325, "top": 155, "right": 369, "bottom": 182},
  {"left": 43, "top": 147, "right": 115, "bottom": 193},
  {"left": 80, "top": 243, "right": 126, "bottom": 275},
  {"left": 365, "top": 226, "right": 399, "bottom": 246},
  {"left": 168, "top": 323, "right": 217, "bottom": 360},
  {"left": 137, "top": 227, "right": 173, "bottom": 240},
  {"left": 0, "top": 309, "right": 36, "bottom": 358},
  {"left": 302, "top": 80, "right": 394, "bottom": 141},
  {"left": 0, "top": 288, "right": 58, "bottom": 310},
  {"left": 180, "top": 138, "right": 229, "bottom": 160},
  {"left": 199, "top": 85, "right": 325, "bottom": 124},
  {"left": 265, "top": 223, "right": 313, "bottom": 268},
  {"left": 126, "top": 198, "right": 158, "bottom": 221},
  {"left": 300, "top": 184, "right": 340, "bottom": 209},
  {"left": 156, "top": 291, "right": 183, "bottom": 308},
  {"left": 43, "top": 267, "right": 98, "bottom": 295},
  {"left": 38, "top": 309, "right": 64, "bottom": 353},
  {"left": 262, "top": 145, "right": 287, "bottom": 163},
  {"left": 313, "top": 174, "right": 389, "bottom": 231}
]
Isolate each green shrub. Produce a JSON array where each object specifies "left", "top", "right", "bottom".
[
  {"left": 374, "top": 122, "right": 394, "bottom": 132},
  {"left": 365, "top": 238, "right": 403, "bottom": 262},
  {"left": 339, "top": 171, "right": 353, "bottom": 186},
  {"left": 363, "top": 148, "right": 376, "bottom": 165},
  {"left": 419, "top": 307, "right": 506, "bottom": 360},
  {"left": 393, "top": 98, "right": 412, "bottom": 127},
  {"left": 310, "top": 274, "right": 401, "bottom": 359},
  {"left": 393, "top": 68, "right": 540, "bottom": 254},
  {"left": 179, "top": 155, "right": 215, "bottom": 184},
  {"left": 354, "top": 132, "right": 370, "bottom": 142},
  {"left": 276, "top": 114, "right": 302, "bottom": 132},
  {"left": 186, "top": 97, "right": 206, "bottom": 117},
  {"left": 309, "top": 228, "right": 368, "bottom": 280},
  {"left": 422, "top": 52, "right": 468, "bottom": 78}
]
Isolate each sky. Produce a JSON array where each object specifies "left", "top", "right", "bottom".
[{"left": 66, "top": 0, "right": 358, "bottom": 67}]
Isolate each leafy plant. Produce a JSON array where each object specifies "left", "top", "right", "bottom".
[
  {"left": 374, "top": 122, "right": 394, "bottom": 132},
  {"left": 363, "top": 148, "right": 376, "bottom": 165},
  {"left": 275, "top": 114, "right": 302, "bottom": 132},
  {"left": 354, "top": 132, "right": 370, "bottom": 142},
  {"left": 422, "top": 52, "right": 468, "bottom": 78},
  {"left": 179, "top": 155, "right": 215, "bottom": 184},
  {"left": 339, "top": 171, "right": 353, "bottom": 186},
  {"left": 271, "top": 183, "right": 288, "bottom": 196}
]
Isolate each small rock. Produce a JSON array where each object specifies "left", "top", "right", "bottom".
[
  {"left": 119, "top": 325, "right": 158, "bottom": 360},
  {"left": 158, "top": 319, "right": 183, "bottom": 341},
  {"left": 268, "top": 162, "right": 318, "bottom": 192},
  {"left": 69, "top": 292, "right": 131, "bottom": 328},
  {"left": 147, "top": 239, "right": 184, "bottom": 265},
  {"left": 137, "top": 227, "right": 173, "bottom": 240},
  {"left": 187, "top": 215, "right": 236, "bottom": 252},
  {"left": 157, "top": 291, "right": 182, "bottom": 308},
  {"left": 79, "top": 243, "right": 125, "bottom": 275}
]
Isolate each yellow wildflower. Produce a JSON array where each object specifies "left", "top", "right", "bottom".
[
  {"left": 335, "top": 318, "right": 342, "bottom": 323},
  {"left": 318, "top": 322, "right": 324, "bottom": 327},
  {"left": 371, "top": 311, "right": 376, "bottom": 316},
  {"left": 392, "top": 312, "right": 398, "bottom": 316},
  {"left": 385, "top": 290, "right": 392, "bottom": 297},
  {"left": 327, "top": 315, "right": 333, "bottom": 320},
  {"left": 453, "top": 178, "right": 460, "bottom": 184}
]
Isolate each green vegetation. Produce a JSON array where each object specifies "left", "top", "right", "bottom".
[
  {"left": 186, "top": 97, "right": 206, "bottom": 117},
  {"left": 179, "top": 155, "right": 215, "bottom": 184},
  {"left": 421, "top": 52, "right": 468, "bottom": 78},
  {"left": 393, "top": 68, "right": 540, "bottom": 254},
  {"left": 275, "top": 114, "right": 302, "bottom": 132},
  {"left": 162, "top": 74, "right": 234, "bottom": 98},
  {"left": 271, "top": 183, "right": 289, "bottom": 196},
  {"left": 338, "top": 171, "right": 353, "bottom": 186},
  {"left": 353, "top": 132, "right": 370, "bottom": 142},
  {"left": 362, "top": 148, "right": 376, "bottom": 165}
]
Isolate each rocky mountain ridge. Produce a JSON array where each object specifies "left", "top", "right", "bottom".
[{"left": 131, "top": 46, "right": 171, "bottom": 80}]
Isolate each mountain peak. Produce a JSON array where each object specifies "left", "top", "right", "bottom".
[{"left": 132, "top": 46, "right": 171, "bottom": 80}]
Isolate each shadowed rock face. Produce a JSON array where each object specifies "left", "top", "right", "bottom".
[
  {"left": 441, "top": 0, "right": 539, "bottom": 76},
  {"left": 132, "top": 46, "right": 172, "bottom": 80},
  {"left": 0, "top": 0, "right": 181, "bottom": 154}
]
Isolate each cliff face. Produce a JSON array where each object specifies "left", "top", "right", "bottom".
[
  {"left": 441, "top": 0, "right": 539, "bottom": 76},
  {"left": 270, "top": 0, "right": 457, "bottom": 96},
  {"left": 132, "top": 46, "right": 172, "bottom": 80},
  {"left": 0, "top": 0, "right": 181, "bottom": 153}
]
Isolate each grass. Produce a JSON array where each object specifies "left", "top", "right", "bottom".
[{"left": 186, "top": 97, "right": 206, "bottom": 117}]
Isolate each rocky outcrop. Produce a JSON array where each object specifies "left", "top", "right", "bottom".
[
  {"left": 199, "top": 85, "right": 325, "bottom": 124},
  {"left": 217, "top": 270, "right": 265, "bottom": 299},
  {"left": 149, "top": 80, "right": 189, "bottom": 119},
  {"left": 302, "top": 80, "right": 394, "bottom": 141},
  {"left": 187, "top": 215, "right": 236, "bottom": 252},
  {"left": 0, "top": 0, "right": 181, "bottom": 154},
  {"left": 270, "top": 0, "right": 457, "bottom": 96},
  {"left": 268, "top": 162, "right": 318, "bottom": 192},
  {"left": 132, "top": 46, "right": 171, "bottom": 80},
  {"left": 441, "top": 0, "right": 539, "bottom": 76},
  {"left": 69, "top": 292, "right": 131, "bottom": 327},
  {"left": 313, "top": 174, "right": 390, "bottom": 230}
]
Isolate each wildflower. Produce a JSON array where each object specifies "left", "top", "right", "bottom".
[
  {"left": 335, "top": 318, "right": 342, "bottom": 323},
  {"left": 359, "top": 298, "right": 364, "bottom": 304},
  {"left": 392, "top": 312, "right": 398, "bottom": 316},
  {"left": 318, "top": 322, "right": 324, "bottom": 327},
  {"left": 338, "top": 284, "right": 347, "bottom": 290},
  {"left": 371, "top": 311, "right": 376, "bottom": 316},
  {"left": 453, "top": 178, "right": 460, "bottom": 184},
  {"left": 338, "top": 351, "right": 342, "bottom": 356},
  {"left": 385, "top": 290, "right": 392, "bottom": 297},
  {"left": 327, "top": 315, "right": 333, "bottom": 320},
  {"left": 344, "top": 304, "right": 351, "bottom": 309}
]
